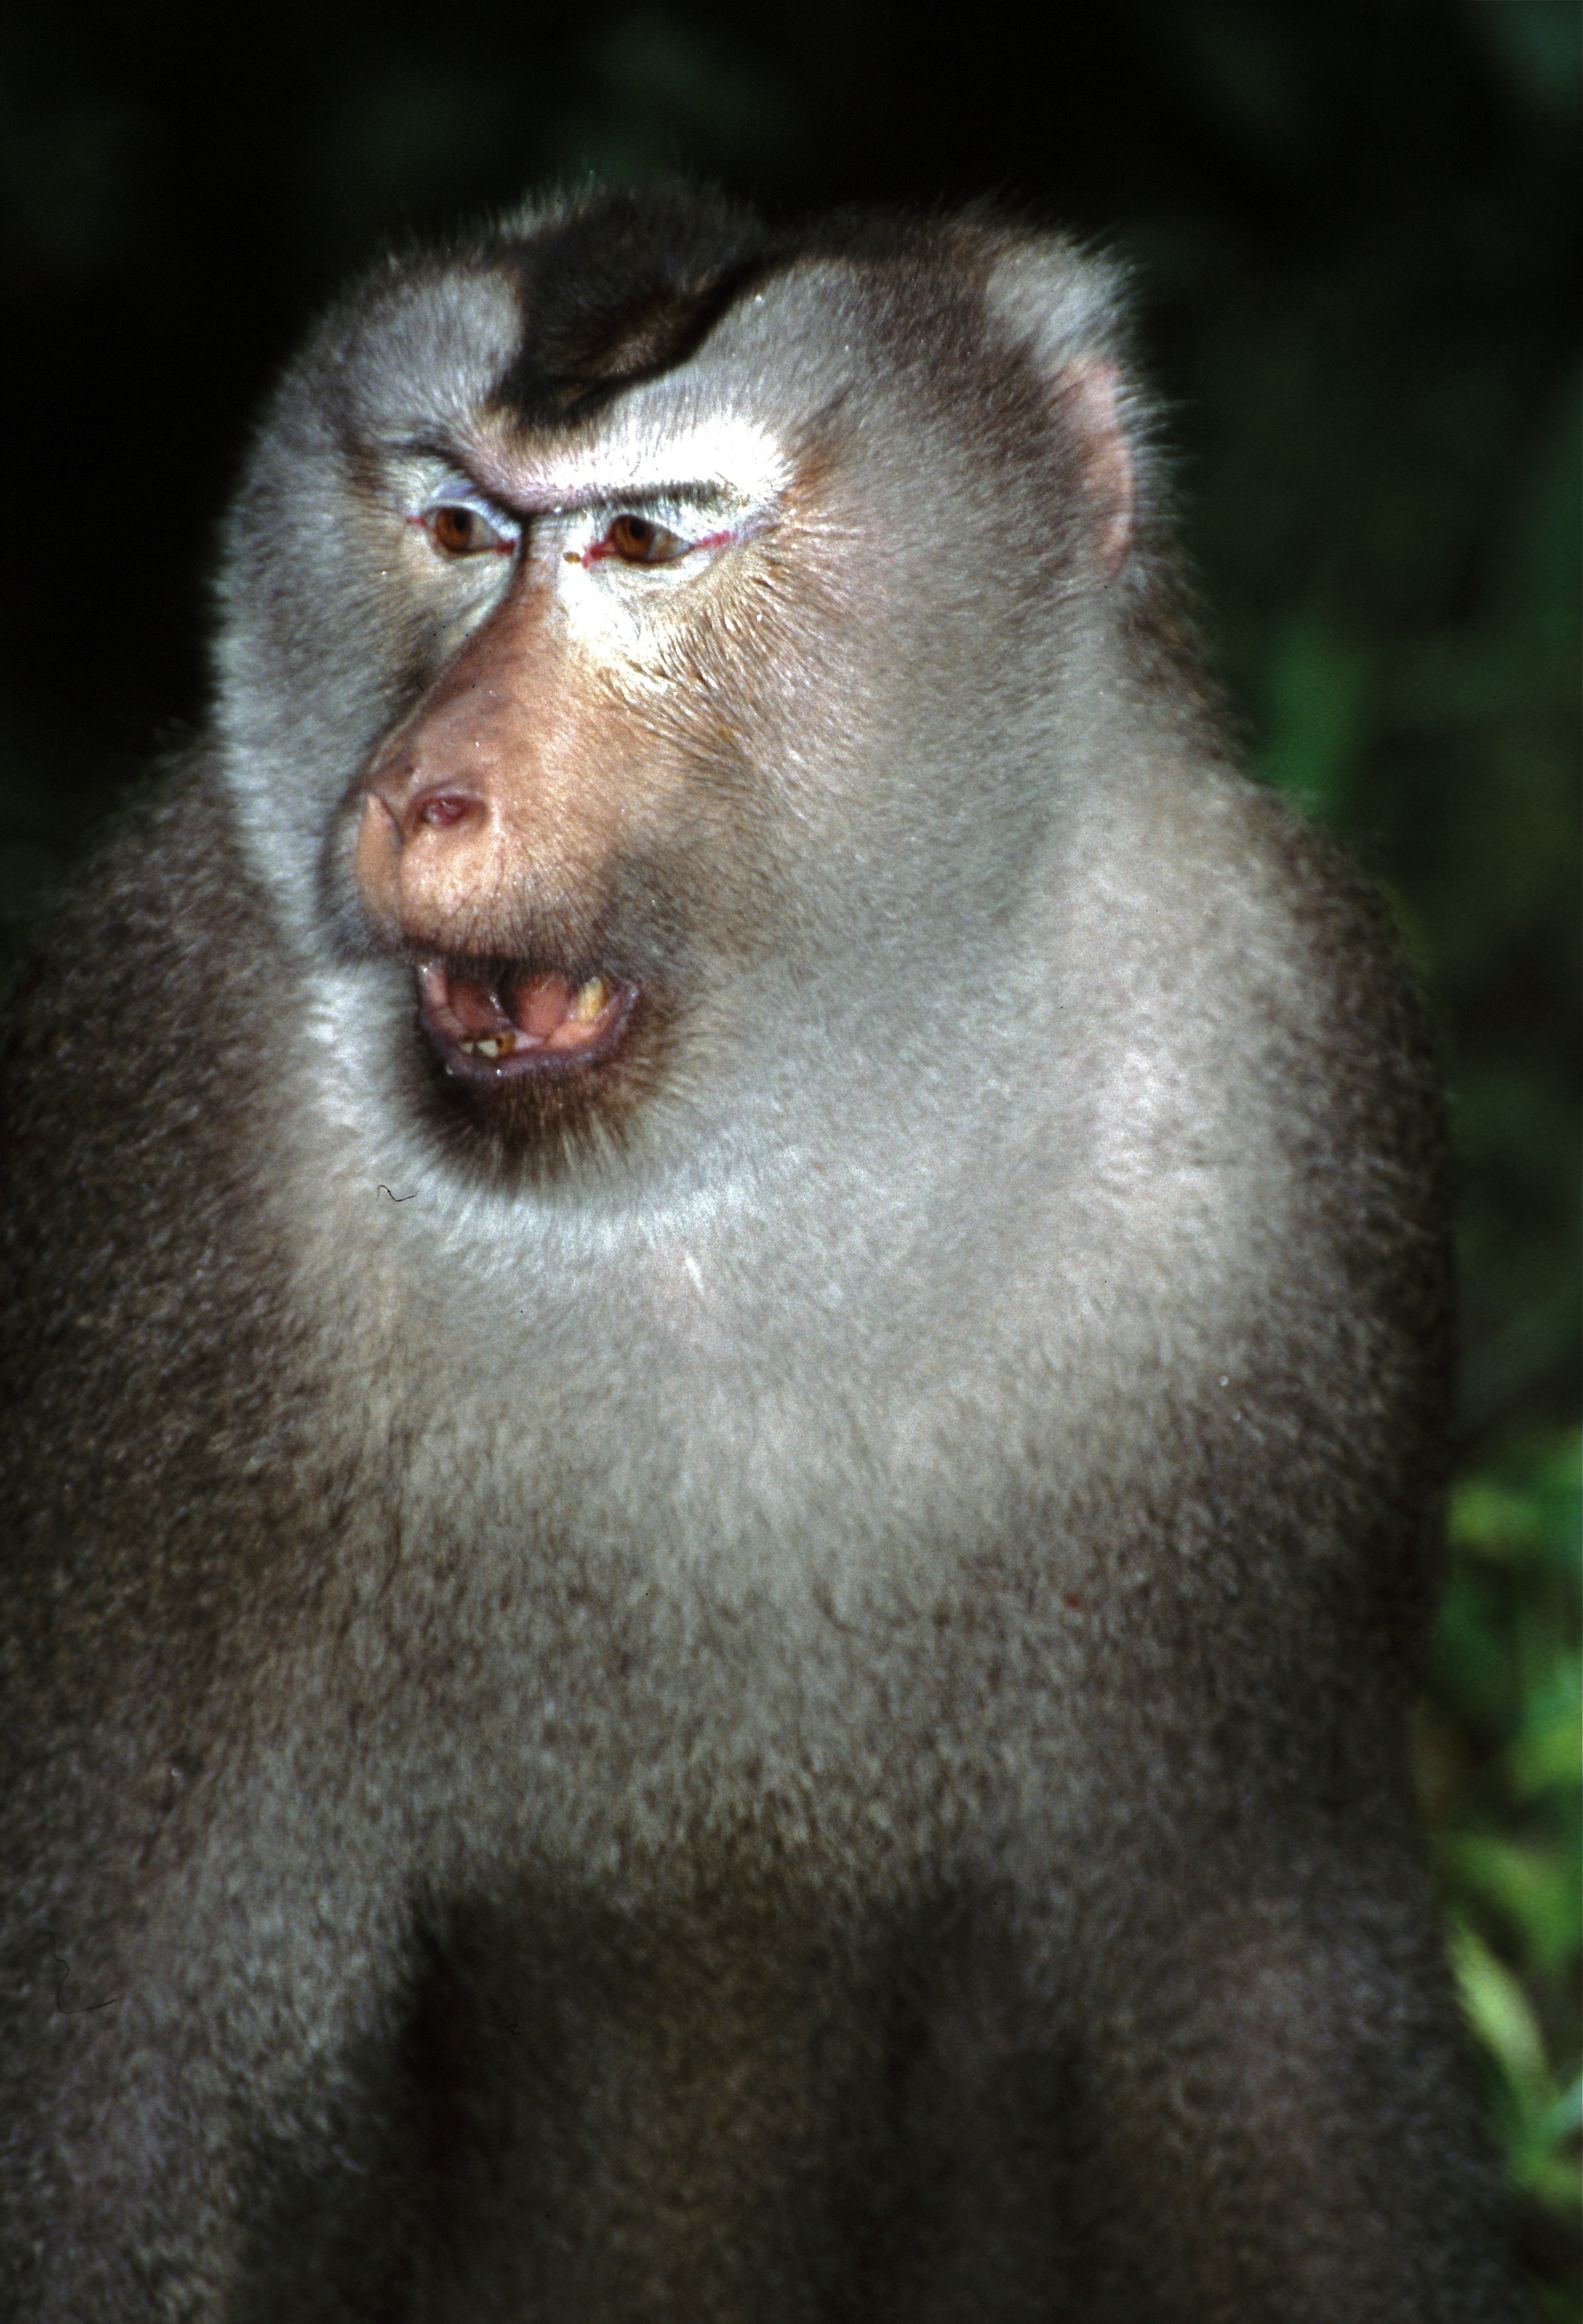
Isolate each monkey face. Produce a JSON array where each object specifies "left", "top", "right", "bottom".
[
  {"left": 337, "top": 416, "right": 791, "bottom": 1161},
  {"left": 216, "top": 190, "right": 1144, "bottom": 1178}
]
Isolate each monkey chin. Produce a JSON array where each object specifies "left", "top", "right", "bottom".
[{"left": 408, "top": 953, "right": 660, "bottom": 1184}]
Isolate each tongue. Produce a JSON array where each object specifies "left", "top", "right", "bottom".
[{"left": 513, "top": 972, "right": 578, "bottom": 1040}]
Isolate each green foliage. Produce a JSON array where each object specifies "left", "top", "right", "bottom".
[{"left": 1423, "top": 1432, "right": 1583, "bottom": 2309}]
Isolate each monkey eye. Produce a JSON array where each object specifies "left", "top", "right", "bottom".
[
  {"left": 600, "top": 513, "right": 690, "bottom": 566},
  {"left": 420, "top": 501, "right": 518, "bottom": 558}
]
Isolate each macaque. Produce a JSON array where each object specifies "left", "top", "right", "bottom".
[{"left": 0, "top": 185, "right": 1519, "bottom": 2319}]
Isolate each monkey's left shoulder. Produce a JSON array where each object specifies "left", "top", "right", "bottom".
[
  {"left": 1135, "top": 766, "right": 1441, "bottom": 1085},
  {"left": 1033, "top": 762, "right": 1450, "bottom": 1238}
]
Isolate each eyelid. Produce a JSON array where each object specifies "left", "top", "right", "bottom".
[
  {"left": 447, "top": 497, "right": 516, "bottom": 527},
  {"left": 412, "top": 472, "right": 521, "bottom": 528},
  {"left": 568, "top": 503, "right": 752, "bottom": 571},
  {"left": 430, "top": 480, "right": 502, "bottom": 508},
  {"left": 410, "top": 483, "right": 523, "bottom": 563}
]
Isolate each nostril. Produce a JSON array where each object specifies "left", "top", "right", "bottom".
[{"left": 408, "top": 789, "right": 480, "bottom": 836}]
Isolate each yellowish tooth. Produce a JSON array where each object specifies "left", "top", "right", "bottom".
[
  {"left": 474, "top": 1036, "right": 509, "bottom": 1058},
  {"left": 572, "top": 976, "right": 609, "bottom": 1023}
]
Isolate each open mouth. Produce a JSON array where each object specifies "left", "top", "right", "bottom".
[{"left": 416, "top": 958, "right": 638, "bottom": 1081}]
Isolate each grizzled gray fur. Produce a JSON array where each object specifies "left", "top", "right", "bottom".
[{"left": 0, "top": 186, "right": 1518, "bottom": 2319}]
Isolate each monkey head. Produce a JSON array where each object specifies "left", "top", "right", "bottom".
[{"left": 216, "top": 191, "right": 1163, "bottom": 1177}]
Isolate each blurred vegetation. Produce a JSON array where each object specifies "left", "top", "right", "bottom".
[
  {"left": 0, "top": 0, "right": 1577, "bottom": 2305},
  {"left": 1425, "top": 1431, "right": 1582, "bottom": 2313}
]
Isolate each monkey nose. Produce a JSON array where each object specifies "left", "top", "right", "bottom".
[
  {"left": 353, "top": 771, "right": 494, "bottom": 937},
  {"left": 365, "top": 750, "right": 490, "bottom": 843},
  {"left": 406, "top": 789, "right": 477, "bottom": 834}
]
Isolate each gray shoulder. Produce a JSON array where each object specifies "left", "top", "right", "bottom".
[
  {"left": 1, "top": 752, "right": 283, "bottom": 1128},
  {"left": 0, "top": 753, "right": 295, "bottom": 1388},
  {"left": 1087, "top": 761, "right": 1445, "bottom": 1166}
]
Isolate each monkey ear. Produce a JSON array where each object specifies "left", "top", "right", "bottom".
[{"left": 984, "top": 240, "right": 1138, "bottom": 578}]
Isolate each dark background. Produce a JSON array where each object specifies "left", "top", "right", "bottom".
[{"left": 1, "top": 0, "right": 1577, "bottom": 2304}]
